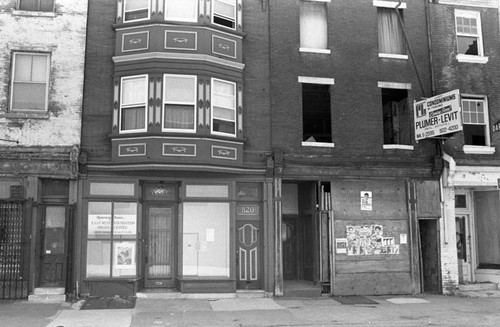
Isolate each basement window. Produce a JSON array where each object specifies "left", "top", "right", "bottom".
[{"left": 18, "top": 0, "right": 54, "bottom": 12}]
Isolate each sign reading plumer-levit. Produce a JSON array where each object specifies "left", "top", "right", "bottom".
[{"left": 414, "top": 89, "right": 462, "bottom": 141}]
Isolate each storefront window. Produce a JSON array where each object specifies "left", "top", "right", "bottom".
[
  {"left": 182, "top": 202, "right": 229, "bottom": 277},
  {"left": 86, "top": 201, "right": 138, "bottom": 278}
]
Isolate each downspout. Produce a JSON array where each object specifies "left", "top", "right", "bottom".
[
  {"left": 395, "top": 1, "right": 426, "bottom": 98},
  {"left": 424, "top": 0, "right": 436, "bottom": 96},
  {"left": 441, "top": 152, "right": 456, "bottom": 245}
]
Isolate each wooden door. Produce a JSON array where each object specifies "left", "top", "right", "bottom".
[
  {"left": 236, "top": 221, "right": 261, "bottom": 289},
  {"left": 419, "top": 219, "right": 440, "bottom": 293},
  {"left": 144, "top": 206, "right": 175, "bottom": 288},
  {"left": 40, "top": 205, "right": 68, "bottom": 287}
]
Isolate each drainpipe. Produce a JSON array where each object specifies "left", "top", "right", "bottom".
[{"left": 441, "top": 152, "right": 456, "bottom": 245}]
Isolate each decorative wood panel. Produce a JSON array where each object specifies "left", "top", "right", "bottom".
[
  {"left": 165, "top": 31, "right": 197, "bottom": 50},
  {"left": 122, "top": 31, "right": 149, "bottom": 52},
  {"left": 163, "top": 143, "right": 196, "bottom": 157},
  {"left": 118, "top": 143, "right": 147, "bottom": 157},
  {"left": 212, "top": 35, "right": 236, "bottom": 58},
  {"left": 211, "top": 145, "right": 237, "bottom": 160}
]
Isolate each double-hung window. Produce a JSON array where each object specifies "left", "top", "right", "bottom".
[
  {"left": 376, "top": 1, "right": 406, "bottom": 59},
  {"left": 10, "top": 52, "right": 50, "bottom": 111},
  {"left": 211, "top": 78, "right": 236, "bottom": 137},
  {"left": 165, "top": 0, "right": 198, "bottom": 22},
  {"left": 455, "top": 10, "right": 487, "bottom": 63},
  {"left": 212, "top": 0, "right": 236, "bottom": 29},
  {"left": 462, "top": 96, "right": 493, "bottom": 153},
  {"left": 123, "top": 0, "right": 150, "bottom": 22},
  {"left": 300, "top": 0, "right": 329, "bottom": 53},
  {"left": 18, "top": 0, "right": 54, "bottom": 11},
  {"left": 120, "top": 75, "right": 148, "bottom": 133},
  {"left": 163, "top": 74, "right": 197, "bottom": 133}
]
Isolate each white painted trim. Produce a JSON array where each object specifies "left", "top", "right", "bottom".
[
  {"left": 378, "top": 53, "right": 408, "bottom": 60},
  {"left": 383, "top": 144, "right": 414, "bottom": 150},
  {"left": 463, "top": 145, "right": 495, "bottom": 155},
  {"left": 377, "top": 81, "right": 411, "bottom": 89},
  {"left": 373, "top": 0, "right": 407, "bottom": 9},
  {"left": 302, "top": 142, "right": 335, "bottom": 148},
  {"left": 456, "top": 54, "right": 489, "bottom": 64},
  {"left": 305, "top": 0, "right": 331, "bottom": 2},
  {"left": 298, "top": 76, "right": 335, "bottom": 85},
  {"left": 300, "top": 47, "right": 331, "bottom": 54}
]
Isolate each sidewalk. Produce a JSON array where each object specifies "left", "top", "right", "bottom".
[{"left": 1, "top": 294, "right": 500, "bottom": 327}]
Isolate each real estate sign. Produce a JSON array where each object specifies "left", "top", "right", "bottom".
[{"left": 414, "top": 89, "right": 462, "bottom": 141}]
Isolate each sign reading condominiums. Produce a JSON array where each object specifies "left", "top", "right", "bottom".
[{"left": 414, "top": 89, "right": 462, "bottom": 141}]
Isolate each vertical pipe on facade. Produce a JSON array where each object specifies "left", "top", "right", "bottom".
[
  {"left": 395, "top": 1, "right": 426, "bottom": 98},
  {"left": 424, "top": 0, "right": 436, "bottom": 96}
]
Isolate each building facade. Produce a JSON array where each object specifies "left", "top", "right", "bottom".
[
  {"left": 429, "top": 0, "right": 500, "bottom": 293},
  {"left": 78, "top": 0, "right": 274, "bottom": 297},
  {"left": 269, "top": 0, "right": 443, "bottom": 296},
  {"left": 0, "top": 0, "right": 87, "bottom": 299}
]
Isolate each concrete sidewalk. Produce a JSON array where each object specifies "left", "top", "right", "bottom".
[{"left": 1, "top": 294, "right": 500, "bottom": 327}]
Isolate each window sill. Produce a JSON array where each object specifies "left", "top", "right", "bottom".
[
  {"left": 378, "top": 53, "right": 408, "bottom": 60},
  {"left": 456, "top": 54, "right": 489, "bottom": 64},
  {"left": 11, "top": 10, "right": 57, "bottom": 18},
  {"left": 299, "top": 48, "right": 331, "bottom": 54},
  {"left": 302, "top": 141, "right": 335, "bottom": 148},
  {"left": 5, "top": 111, "right": 49, "bottom": 119},
  {"left": 383, "top": 144, "right": 414, "bottom": 150},
  {"left": 463, "top": 145, "right": 495, "bottom": 154}
]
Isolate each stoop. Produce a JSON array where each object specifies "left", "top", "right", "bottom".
[
  {"left": 454, "top": 283, "right": 500, "bottom": 298},
  {"left": 28, "top": 287, "right": 66, "bottom": 303}
]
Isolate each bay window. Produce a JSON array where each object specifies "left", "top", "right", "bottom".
[
  {"left": 211, "top": 78, "right": 236, "bottom": 136},
  {"left": 163, "top": 74, "right": 197, "bottom": 132},
  {"left": 86, "top": 202, "right": 138, "bottom": 278},
  {"left": 212, "top": 0, "right": 236, "bottom": 29},
  {"left": 165, "top": 0, "right": 198, "bottom": 22},
  {"left": 120, "top": 75, "right": 148, "bottom": 133}
]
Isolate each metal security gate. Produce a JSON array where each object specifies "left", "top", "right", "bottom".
[{"left": 0, "top": 201, "right": 30, "bottom": 299}]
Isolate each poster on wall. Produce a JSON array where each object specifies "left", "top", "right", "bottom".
[
  {"left": 360, "top": 191, "right": 372, "bottom": 211},
  {"left": 114, "top": 242, "right": 135, "bottom": 269},
  {"left": 335, "top": 238, "right": 348, "bottom": 254},
  {"left": 88, "top": 214, "right": 136, "bottom": 237},
  {"left": 346, "top": 224, "right": 399, "bottom": 255}
]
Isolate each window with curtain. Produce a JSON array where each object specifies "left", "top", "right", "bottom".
[
  {"left": 18, "top": 0, "right": 54, "bottom": 11},
  {"left": 165, "top": 0, "right": 198, "bottom": 22},
  {"left": 120, "top": 75, "right": 147, "bottom": 133},
  {"left": 377, "top": 7, "right": 405, "bottom": 55},
  {"left": 211, "top": 78, "right": 236, "bottom": 136},
  {"left": 10, "top": 52, "right": 50, "bottom": 111},
  {"left": 163, "top": 74, "right": 196, "bottom": 132},
  {"left": 455, "top": 10, "right": 483, "bottom": 57},
  {"left": 462, "top": 97, "right": 489, "bottom": 146},
  {"left": 124, "top": 0, "right": 150, "bottom": 22},
  {"left": 300, "top": 0, "right": 328, "bottom": 51},
  {"left": 213, "top": 0, "right": 236, "bottom": 29}
]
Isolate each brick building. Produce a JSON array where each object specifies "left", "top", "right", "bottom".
[
  {"left": 429, "top": 0, "right": 500, "bottom": 293},
  {"left": 78, "top": 0, "right": 274, "bottom": 297},
  {"left": 0, "top": 0, "right": 87, "bottom": 299}
]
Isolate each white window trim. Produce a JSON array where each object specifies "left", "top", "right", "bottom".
[
  {"left": 302, "top": 141, "right": 335, "bottom": 148},
  {"left": 298, "top": 76, "right": 335, "bottom": 85},
  {"left": 461, "top": 95, "right": 491, "bottom": 148},
  {"left": 211, "top": 77, "right": 237, "bottom": 137},
  {"left": 373, "top": 0, "right": 406, "bottom": 9},
  {"left": 455, "top": 9, "right": 486, "bottom": 61},
  {"left": 162, "top": 74, "right": 198, "bottom": 134},
  {"left": 165, "top": 0, "right": 198, "bottom": 22},
  {"left": 123, "top": 0, "right": 151, "bottom": 23},
  {"left": 377, "top": 81, "right": 411, "bottom": 89},
  {"left": 463, "top": 145, "right": 495, "bottom": 155},
  {"left": 378, "top": 53, "right": 408, "bottom": 60},
  {"left": 299, "top": 47, "right": 331, "bottom": 54},
  {"left": 119, "top": 74, "right": 148, "bottom": 134},
  {"left": 212, "top": 0, "right": 237, "bottom": 30},
  {"left": 383, "top": 144, "right": 414, "bottom": 150},
  {"left": 10, "top": 52, "right": 50, "bottom": 112}
]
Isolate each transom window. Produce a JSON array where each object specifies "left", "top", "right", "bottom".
[
  {"left": 120, "top": 75, "right": 148, "bottom": 133},
  {"left": 163, "top": 74, "right": 197, "bottom": 132},
  {"left": 18, "top": 0, "right": 54, "bottom": 12},
  {"left": 462, "top": 97, "right": 489, "bottom": 146},
  {"left": 10, "top": 52, "right": 50, "bottom": 111}
]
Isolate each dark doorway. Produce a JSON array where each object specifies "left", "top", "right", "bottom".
[
  {"left": 419, "top": 219, "right": 440, "bottom": 293},
  {"left": 282, "top": 215, "right": 299, "bottom": 280}
]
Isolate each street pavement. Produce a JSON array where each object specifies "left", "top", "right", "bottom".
[{"left": 1, "top": 294, "right": 500, "bottom": 327}]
